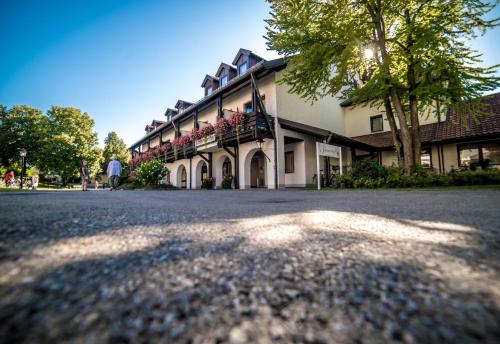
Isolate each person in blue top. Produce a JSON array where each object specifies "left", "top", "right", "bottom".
[{"left": 107, "top": 155, "right": 122, "bottom": 191}]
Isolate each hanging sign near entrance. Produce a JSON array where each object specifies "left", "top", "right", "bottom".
[
  {"left": 316, "top": 142, "right": 343, "bottom": 190},
  {"left": 317, "top": 142, "right": 341, "bottom": 158}
]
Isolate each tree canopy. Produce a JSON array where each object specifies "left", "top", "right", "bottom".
[
  {"left": 0, "top": 104, "right": 103, "bottom": 184},
  {"left": 0, "top": 105, "right": 48, "bottom": 168},
  {"left": 102, "top": 131, "right": 130, "bottom": 172},
  {"left": 266, "top": 0, "right": 499, "bottom": 172}
]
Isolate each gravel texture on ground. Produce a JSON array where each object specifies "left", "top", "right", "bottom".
[{"left": 0, "top": 189, "right": 499, "bottom": 343}]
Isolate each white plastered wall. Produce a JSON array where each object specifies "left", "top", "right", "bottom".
[
  {"left": 179, "top": 118, "right": 194, "bottom": 135},
  {"left": 344, "top": 103, "right": 440, "bottom": 138},
  {"left": 381, "top": 150, "right": 398, "bottom": 167},
  {"left": 198, "top": 104, "right": 218, "bottom": 125},
  {"left": 162, "top": 128, "right": 175, "bottom": 143},
  {"left": 150, "top": 136, "right": 160, "bottom": 148},
  {"left": 220, "top": 73, "right": 277, "bottom": 116},
  {"left": 239, "top": 139, "right": 276, "bottom": 189},
  {"left": 275, "top": 70, "right": 344, "bottom": 133},
  {"left": 166, "top": 159, "right": 192, "bottom": 189}
]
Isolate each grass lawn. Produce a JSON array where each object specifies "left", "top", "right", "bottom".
[
  {"left": 314, "top": 184, "right": 500, "bottom": 191},
  {"left": 0, "top": 185, "right": 82, "bottom": 192}
]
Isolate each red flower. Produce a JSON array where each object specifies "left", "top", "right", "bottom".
[
  {"left": 228, "top": 111, "right": 245, "bottom": 127},
  {"left": 172, "top": 135, "right": 191, "bottom": 148},
  {"left": 213, "top": 117, "right": 230, "bottom": 135}
]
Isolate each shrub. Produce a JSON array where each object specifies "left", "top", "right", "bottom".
[
  {"left": 333, "top": 163, "right": 500, "bottom": 189},
  {"left": 350, "top": 159, "right": 388, "bottom": 180},
  {"left": 201, "top": 176, "right": 215, "bottom": 189},
  {"left": 221, "top": 175, "right": 233, "bottom": 189},
  {"left": 136, "top": 159, "right": 169, "bottom": 186},
  {"left": 0, "top": 165, "right": 8, "bottom": 179}
]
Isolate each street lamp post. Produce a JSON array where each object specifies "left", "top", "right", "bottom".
[{"left": 19, "top": 149, "right": 27, "bottom": 189}]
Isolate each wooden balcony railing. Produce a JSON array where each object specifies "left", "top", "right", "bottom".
[{"left": 152, "top": 111, "right": 274, "bottom": 163}]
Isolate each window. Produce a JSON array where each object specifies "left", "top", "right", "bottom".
[
  {"left": 458, "top": 144, "right": 480, "bottom": 167},
  {"left": 458, "top": 141, "right": 500, "bottom": 167},
  {"left": 244, "top": 101, "right": 253, "bottom": 113},
  {"left": 206, "top": 86, "right": 213, "bottom": 96},
  {"left": 370, "top": 115, "right": 383, "bottom": 132},
  {"left": 238, "top": 62, "right": 248, "bottom": 75},
  {"left": 482, "top": 142, "right": 500, "bottom": 165},
  {"left": 420, "top": 148, "right": 432, "bottom": 169},
  {"left": 220, "top": 75, "right": 228, "bottom": 87},
  {"left": 285, "top": 151, "right": 294, "bottom": 173}
]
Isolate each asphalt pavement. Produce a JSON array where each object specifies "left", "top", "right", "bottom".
[{"left": 0, "top": 189, "right": 499, "bottom": 343}]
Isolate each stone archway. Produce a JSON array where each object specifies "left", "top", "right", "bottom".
[
  {"left": 243, "top": 149, "right": 268, "bottom": 188},
  {"left": 194, "top": 159, "right": 208, "bottom": 189},
  {"left": 215, "top": 154, "right": 234, "bottom": 188},
  {"left": 176, "top": 164, "right": 187, "bottom": 189}
]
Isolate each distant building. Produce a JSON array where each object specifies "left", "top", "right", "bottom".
[{"left": 129, "top": 48, "right": 500, "bottom": 189}]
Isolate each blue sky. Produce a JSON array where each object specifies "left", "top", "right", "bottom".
[{"left": 1, "top": 0, "right": 499, "bottom": 147}]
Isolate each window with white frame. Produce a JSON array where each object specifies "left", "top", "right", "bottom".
[
  {"left": 238, "top": 62, "right": 248, "bottom": 75},
  {"left": 220, "top": 75, "right": 228, "bottom": 87}
]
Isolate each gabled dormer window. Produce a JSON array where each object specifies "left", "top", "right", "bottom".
[
  {"left": 220, "top": 75, "right": 228, "bottom": 87},
  {"left": 238, "top": 62, "right": 248, "bottom": 75},
  {"left": 206, "top": 86, "right": 213, "bottom": 96}
]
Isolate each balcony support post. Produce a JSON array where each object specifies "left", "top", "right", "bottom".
[{"left": 223, "top": 146, "right": 239, "bottom": 189}]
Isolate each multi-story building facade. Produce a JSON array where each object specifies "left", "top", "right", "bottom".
[{"left": 129, "top": 48, "right": 500, "bottom": 189}]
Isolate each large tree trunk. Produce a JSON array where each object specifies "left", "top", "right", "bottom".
[
  {"left": 368, "top": 3, "right": 414, "bottom": 173},
  {"left": 405, "top": 8, "right": 421, "bottom": 169},
  {"left": 390, "top": 88, "right": 414, "bottom": 174},
  {"left": 409, "top": 96, "right": 421, "bottom": 167},
  {"left": 384, "top": 97, "right": 403, "bottom": 166}
]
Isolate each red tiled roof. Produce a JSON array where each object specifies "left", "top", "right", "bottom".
[{"left": 352, "top": 93, "right": 500, "bottom": 149}]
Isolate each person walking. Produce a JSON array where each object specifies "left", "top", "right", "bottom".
[
  {"left": 80, "top": 161, "right": 89, "bottom": 191},
  {"left": 31, "top": 174, "right": 39, "bottom": 190},
  {"left": 107, "top": 155, "right": 122, "bottom": 191}
]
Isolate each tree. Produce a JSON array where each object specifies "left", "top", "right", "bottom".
[
  {"left": 102, "top": 131, "right": 130, "bottom": 172},
  {"left": 266, "top": 0, "right": 499, "bottom": 173},
  {"left": 44, "top": 106, "right": 100, "bottom": 184},
  {"left": 0, "top": 105, "right": 49, "bottom": 168}
]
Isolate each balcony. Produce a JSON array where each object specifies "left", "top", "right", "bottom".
[
  {"left": 219, "top": 110, "right": 274, "bottom": 147},
  {"left": 155, "top": 111, "right": 274, "bottom": 163},
  {"left": 165, "top": 143, "right": 195, "bottom": 162}
]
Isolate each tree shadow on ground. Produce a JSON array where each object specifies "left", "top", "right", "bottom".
[
  {"left": 0, "top": 190, "right": 499, "bottom": 342},
  {"left": 0, "top": 226, "right": 499, "bottom": 343}
]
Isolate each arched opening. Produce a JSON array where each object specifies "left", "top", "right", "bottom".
[
  {"left": 177, "top": 165, "right": 187, "bottom": 189},
  {"left": 201, "top": 163, "right": 208, "bottom": 182},
  {"left": 222, "top": 157, "right": 232, "bottom": 178},
  {"left": 215, "top": 154, "right": 234, "bottom": 189},
  {"left": 250, "top": 150, "right": 266, "bottom": 188},
  {"left": 194, "top": 159, "right": 208, "bottom": 189}
]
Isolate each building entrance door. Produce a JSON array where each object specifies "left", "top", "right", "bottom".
[
  {"left": 180, "top": 166, "right": 187, "bottom": 189},
  {"left": 250, "top": 151, "right": 266, "bottom": 188}
]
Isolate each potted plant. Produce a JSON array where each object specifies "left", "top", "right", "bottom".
[
  {"left": 221, "top": 175, "right": 233, "bottom": 189},
  {"left": 201, "top": 176, "right": 215, "bottom": 189}
]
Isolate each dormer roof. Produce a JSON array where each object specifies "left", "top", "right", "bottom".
[
  {"left": 215, "top": 63, "right": 237, "bottom": 78},
  {"left": 232, "top": 48, "right": 265, "bottom": 65},
  {"left": 145, "top": 120, "right": 165, "bottom": 133},
  {"left": 165, "top": 108, "right": 178, "bottom": 117},
  {"left": 201, "top": 74, "right": 219, "bottom": 88},
  {"left": 151, "top": 120, "right": 165, "bottom": 127},
  {"left": 175, "top": 100, "right": 194, "bottom": 111}
]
